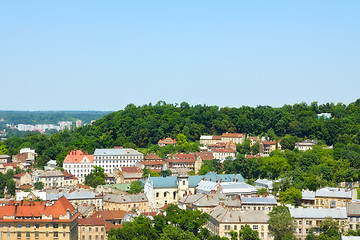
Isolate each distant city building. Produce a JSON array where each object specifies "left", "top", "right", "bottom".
[
  {"left": 221, "top": 133, "right": 245, "bottom": 145},
  {"left": 317, "top": 113, "right": 332, "bottom": 119},
  {"left": 76, "top": 120, "right": 82, "bottom": 127},
  {"left": 31, "top": 170, "right": 65, "bottom": 189},
  {"left": 44, "top": 159, "right": 57, "bottom": 170},
  {"left": 157, "top": 137, "right": 177, "bottom": 147},
  {"left": 103, "top": 193, "right": 149, "bottom": 212},
  {"left": 93, "top": 148, "right": 144, "bottom": 174},
  {"left": 295, "top": 140, "right": 318, "bottom": 151},
  {"left": 0, "top": 154, "right": 11, "bottom": 164}
]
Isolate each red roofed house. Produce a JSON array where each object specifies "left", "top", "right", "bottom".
[
  {"left": 0, "top": 196, "right": 80, "bottom": 240},
  {"left": 211, "top": 148, "right": 236, "bottom": 161},
  {"left": 63, "top": 150, "right": 94, "bottom": 183},
  {"left": 78, "top": 218, "right": 107, "bottom": 240},
  {"left": 13, "top": 172, "right": 32, "bottom": 188},
  {"left": 167, "top": 153, "right": 203, "bottom": 174},
  {"left": 158, "top": 137, "right": 177, "bottom": 147},
  {"left": 200, "top": 135, "right": 222, "bottom": 145},
  {"left": 221, "top": 133, "right": 245, "bottom": 144},
  {"left": 248, "top": 136, "right": 260, "bottom": 146},
  {"left": 114, "top": 167, "right": 143, "bottom": 183},
  {"left": 137, "top": 153, "right": 165, "bottom": 172},
  {"left": 0, "top": 163, "right": 24, "bottom": 174},
  {"left": 0, "top": 154, "right": 11, "bottom": 164}
]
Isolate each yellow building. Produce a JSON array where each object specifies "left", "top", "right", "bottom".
[
  {"left": 0, "top": 196, "right": 80, "bottom": 240},
  {"left": 102, "top": 193, "right": 149, "bottom": 212},
  {"left": 78, "top": 218, "right": 107, "bottom": 240},
  {"left": 314, "top": 187, "right": 354, "bottom": 208}
]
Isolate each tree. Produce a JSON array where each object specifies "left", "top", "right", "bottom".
[
  {"left": 279, "top": 187, "right": 302, "bottom": 206},
  {"left": 268, "top": 206, "right": 295, "bottom": 240},
  {"left": 159, "top": 225, "right": 199, "bottom": 240},
  {"left": 318, "top": 217, "right": 341, "bottom": 240},
  {"left": 6, "top": 179, "right": 15, "bottom": 196},
  {"left": 34, "top": 181, "right": 44, "bottom": 190},
  {"left": 128, "top": 180, "right": 143, "bottom": 194},
  {"left": 84, "top": 166, "right": 105, "bottom": 188},
  {"left": 239, "top": 224, "right": 260, "bottom": 240},
  {"left": 258, "top": 188, "right": 267, "bottom": 195},
  {"left": 305, "top": 228, "right": 317, "bottom": 240}
]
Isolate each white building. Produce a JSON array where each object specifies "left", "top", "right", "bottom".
[
  {"left": 93, "top": 148, "right": 144, "bottom": 174},
  {"left": 63, "top": 150, "right": 94, "bottom": 183}
]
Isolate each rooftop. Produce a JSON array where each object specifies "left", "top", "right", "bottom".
[
  {"left": 289, "top": 207, "right": 347, "bottom": 219},
  {"left": 94, "top": 148, "right": 143, "bottom": 156}
]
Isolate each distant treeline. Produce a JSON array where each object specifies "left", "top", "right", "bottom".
[
  {"left": 0, "top": 111, "right": 112, "bottom": 125},
  {"left": 2, "top": 100, "right": 360, "bottom": 168}
]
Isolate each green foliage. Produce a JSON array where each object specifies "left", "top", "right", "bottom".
[
  {"left": 279, "top": 187, "right": 302, "bottom": 205},
  {"left": 318, "top": 217, "right": 343, "bottom": 240},
  {"left": 6, "top": 179, "right": 16, "bottom": 196},
  {"left": 237, "top": 139, "right": 251, "bottom": 155},
  {"left": 34, "top": 181, "right": 44, "bottom": 190},
  {"left": 268, "top": 206, "right": 295, "bottom": 240},
  {"left": 128, "top": 181, "right": 144, "bottom": 194},
  {"left": 239, "top": 224, "right": 260, "bottom": 240},
  {"left": 84, "top": 166, "right": 105, "bottom": 188},
  {"left": 258, "top": 188, "right": 267, "bottom": 195},
  {"left": 0, "top": 144, "right": 8, "bottom": 154},
  {"left": 305, "top": 228, "right": 317, "bottom": 240}
]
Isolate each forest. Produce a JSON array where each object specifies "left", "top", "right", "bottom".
[{"left": 1, "top": 100, "right": 360, "bottom": 189}]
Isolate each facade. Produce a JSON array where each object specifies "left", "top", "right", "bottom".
[
  {"left": 199, "top": 136, "right": 222, "bottom": 146},
  {"left": 301, "top": 187, "right": 355, "bottom": 208},
  {"left": 78, "top": 218, "right": 106, "bottom": 240},
  {"left": 295, "top": 140, "right": 318, "bottom": 151},
  {"left": 31, "top": 170, "right": 65, "bottom": 189},
  {"left": 0, "top": 154, "right": 11, "bottom": 164},
  {"left": 211, "top": 148, "right": 236, "bottom": 161},
  {"left": 0, "top": 163, "right": 24, "bottom": 174},
  {"left": 347, "top": 202, "right": 360, "bottom": 231},
  {"left": 94, "top": 148, "right": 144, "bottom": 174},
  {"left": 289, "top": 207, "right": 348, "bottom": 240},
  {"left": 248, "top": 136, "right": 260, "bottom": 146},
  {"left": 157, "top": 137, "right": 177, "bottom": 147},
  {"left": 103, "top": 193, "right": 149, "bottom": 212},
  {"left": 63, "top": 150, "right": 94, "bottom": 183},
  {"left": 254, "top": 179, "right": 274, "bottom": 192},
  {"left": 221, "top": 133, "right": 245, "bottom": 144},
  {"left": 0, "top": 196, "right": 80, "bottom": 240},
  {"left": 44, "top": 159, "right": 57, "bottom": 170},
  {"left": 47, "top": 191, "right": 103, "bottom": 211},
  {"left": 206, "top": 205, "right": 272, "bottom": 239},
  {"left": 13, "top": 172, "right": 32, "bottom": 187}
]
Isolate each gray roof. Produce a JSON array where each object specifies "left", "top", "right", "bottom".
[
  {"left": 94, "top": 148, "right": 143, "bottom": 156},
  {"left": 122, "top": 172, "right": 143, "bottom": 179},
  {"left": 289, "top": 207, "right": 347, "bottom": 219},
  {"left": 241, "top": 196, "right": 277, "bottom": 205},
  {"left": 342, "top": 236, "right": 360, "bottom": 240},
  {"left": 208, "top": 205, "right": 269, "bottom": 223},
  {"left": 302, "top": 190, "right": 315, "bottom": 200},
  {"left": 47, "top": 191, "right": 98, "bottom": 201},
  {"left": 103, "top": 193, "right": 148, "bottom": 203},
  {"left": 316, "top": 187, "right": 352, "bottom": 199},
  {"left": 220, "top": 182, "right": 258, "bottom": 194}
]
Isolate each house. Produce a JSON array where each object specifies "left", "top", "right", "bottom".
[
  {"left": 295, "top": 140, "right": 318, "bottom": 151},
  {"left": 63, "top": 150, "right": 94, "bottom": 183},
  {"left": 91, "top": 210, "right": 127, "bottom": 226},
  {"left": 116, "top": 167, "right": 143, "bottom": 183},
  {"left": 254, "top": 179, "right": 274, "bottom": 192},
  {"left": 289, "top": 207, "right": 348, "bottom": 240},
  {"left": 167, "top": 153, "right": 203, "bottom": 174},
  {"left": 16, "top": 190, "right": 47, "bottom": 201},
  {"left": 158, "top": 137, "right": 177, "bottom": 147},
  {"left": 211, "top": 148, "right": 236, "bottom": 161},
  {"left": 206, "top": 205, "right": 271, "bottom": 239},
  {"left": 248, "top": 136, "right": 260, "bottom": 146},
  {"left": 0, "top": 196, "right": 80, "bottom": 240},
  {"left": 317, "top": 113, "right": 332, "bottom": 119},
  {"left": 347, "top": 202, "right": 360, "bottom": 231},
  {"left": 137, "top": 153, "right": 165, "bottom": 172},
  {"left": 221, "top": 133, "right": 245, "bottom": 144},
  {"left": 102, "top": 193, "right": 149, "bottom": 212},
  {"left": 240, "top": 196, "right": 277, "bottom": 212},
  {"left": 44, "top": 159, "right": 57, "bottom": 170},
  {"left": 13, "top": 172, "right": 32, "bottom": 187},
  {"left": 200, "top": 135, "right": 222, "bottom": 145},
  {"left": 0, "top": 154, "right": 11, "bottom": 164},
  {"left": 196, "top": 180, "right": 257, "bottom": 196},
  {"left": 0, "top": 163, "right": 24, "bottom": 174},
  {"left": 259, "top": 141, "right": 277, "bottom": 156},
  {"left": 47, "top": 190, "right": 103, "bottom": 211},
  {"left": 179, "top": 194, "right": 222, "bottom": 212},
  {"left": 12, "top": 148, "right": 37, "bottom": 164},
  {"left": 31, "top": 170, "right": 65, "bottom": 189},
  {"left": 62, "top": 171, "right": 78, "bottom": 187},
  {"left": 93, "top": 148, "right": 144, "bottom": 173},
  {"left": 78, "top": 218, "right": 107, "bottom": 240},
  {"left": 314, "top": 187, "right": 355, "bottom": 208},
  {"left": 142, "top": 172, "right": 245, "bottom": 209}
]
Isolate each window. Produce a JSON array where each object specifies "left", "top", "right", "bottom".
[
  {"left": 54, "top": 232, "right": 58, "bottom": 238},
  {"left": 53, "top": 223, "right": 58, "bottom": 228},
  {"left": 89, "top": 227, "right": 92, "bottom": 232},
  {"left": 298, "top": 220, "right": 302, "bottom": 225},
  {"left": 253, "top": 225, "right": 258, "bottom": 230},
  {"left": 7, "top": 232, "right": 10, "bottom": 238},
  {"left": 17, "top": 232, "right": 21, "bottom": 238},
  {"left": 83, "top": 227, "right": 85, "bottom": 232},
  {"left": 7, "top": 224, "right": 10, "bottom": 228},
  {"left": 299, "top": 229, "right": 302, "bottom": 234},
  {"left": 35, "top": 224, "right": 39, "bottom": 228},
  {"left": 234, "top": 225, "right": 237, "bottom": 230},
  {"left": 82, "top": 236, "right": 85, "bottom": 240},
  {"left": 46, "top": 224, "right": 49, "bottom": 228},
  {"left": 26, "top": 232, "right": 30, "bottom": 238},
  {"left": 89, "top": 236, "right": 92, "bottom": 240},
  {"left": 26, "top": 224, "right": 30, "bottom": 228},
  {"left": 35, "top": 232, "right": 39, "bottom": 239},
  {"left": 96, "top": 227, "right": 99, "bottom": 232},
  {"left": 63, "top": 224, "right": 66, "bottom": 229},
  {"left": 17, "top": 224, "right": 22, "bottom": 228}
]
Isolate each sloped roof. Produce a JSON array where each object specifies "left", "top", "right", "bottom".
[
  {"left": 289, "top": 207, "right": 347, "bottom": 219},
  {"left": 173, "top": 153, "right": 195, "bottom": 159},
  {"left": 94, "top": 148, "right": 142, "bottom": 156},
  {"left": 222, "top": 133, "right": 243, "bottom": 138},
  {"left": 79, "top": 217, "right": 106, "bottom": 226},
  {"left": 348, "top": 202, "right": 360, "bottom": 216},
  {"left": 315, "top": 187, "right": 352, "bottom": 199},
  {"left": 13, "top": 172, "right": 27, "bottom": 178},
  {"left": 208, "top": 205, "right": 269, "bottom": 223},
  {"left": 158, "top": 137, "right": 177, "bottom": 144},
  {"left": 103, "top": 193, "right": 148, "bottom": 203},
  {"left": 120, "top": 166, "right": 142, "bottom": 173},
  {"left": 92, "top": 210, "right": 127, "bottom": 220},
  {"left": 212, "top": 148, "right": 236, "bottom": 153},
  {"left": 241, "top": 196, "right": 277, "bottom": 205},
  {"left": 167, "top": 158, "right": 197, "bottom": 163},
  {"left": 145, "top": 153, "right": 162, "bottom": 160},
  {"left": 195, "top": 152, "right": 214, "bottom": 160},
  {"left": 44, "top": 196, "right": 76, "bottom": 218},
  {"left": 64, "top": 150, "right": 94, "bottom": 163}
]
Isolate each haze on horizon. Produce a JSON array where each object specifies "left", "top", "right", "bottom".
[{"left": 1, "top": 1, "right": 359, "bottom": 111}]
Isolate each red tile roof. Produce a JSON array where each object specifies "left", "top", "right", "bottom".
[
  {"left": 195, "top": 152, "right": 214, "bottom": 160},
  {"left": 173, "top": 153, "right": 195, "bottom": 159},
  {"left": 158, "top": 137, "right": 177, "bottom": 145},
  {"left": 212, "top": 148, "right": 236, "bottom": 153},
  {"left": 140, "top": 161, "right": 165, "bottom": 166},
  {"left": 91, "top": 210, "right": 127, "bottom": 221},
  {"left": 120, "top": 166, "right": 142, "bottom": 173},
  {"left": 261, "top": 141, "right": 276, "bottom": 145},
  {"left": 222, "top": 133, "right": 243, "bottom": 138},
  {"left": 63, "top": 150, "right": 94, "bottom": 163},
  {"left": 167, "top": 159, "right": 197, "bottom": 163},
  {"left": 105, "top": 222, "right": 123, "bottom": 231},
  {"left": 44, "top": 196, "right": 76, "bottom": 218},
  {"left": 0, "top": 206, "right": 15, "bottom": 218},
  {"left": 13, "top": 172, "right": 27, "bottom": 178},
  {"left": 79, "top": 217, "right": 106, "bottom": 226},
  {"left": 140, "top": 212, "right": 157, "bottom": 218},
  {"left": 145, "top": 153, "right": 162, "bottom": 160},
  {"left": 212, "top": 136, "right": 222, "bottom": 140}
]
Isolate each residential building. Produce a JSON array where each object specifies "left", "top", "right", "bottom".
[
  {"left": 63, "top": 171, "right": 78, "bottom": 187},
  {"left": 200, "top": 135, "right": 222, "bottom": 145},
  {"left": 295, "top": 140, "right": 318, "bottom": 151},
  {"left": 31, "top": 170, "right": 65, "bottom": 189},
  {"left": 115, "top": 167, "right": 143, "bottom": 183},
  {"left": 103, "top": 193, "right": 149, "bottom": 212},
  {"left": 94, "top": 148, "right": 144, "bottom": 173},
  {"left": 0, "top": 154, "right": 11, "bottom": 164},
  {"left": 0, "top": 196, "right": 80, "bottom": 240},
  {"left": 314, "top": 187, "right": 355, "bottom": 208},
  {"left": 206, "top": 205, "right": 271, "bottom": 239},
  {"left": 221, "top": 133, "right": 245, "bottom": 144},
  {"left": 143, "top": 172, "right": 245, "bottom": 209},
  {"left": 91, "top": 210, "right": 127, "bottom": 225},
  {"left": 16, "top": 190, "right": 47, "bottom": 201},
  {"left": 137, "top": 153, "right": 165, "bottom": 172},
  {"left": 44, "top": 159, "right": 57, "bottom": 170},
  {"left": 13, "top": 172, "right": 32, "bottom": 187},
  {"left": 347, "top": 202, "right": 360, "bottom": 231},
  {"left": 157, "top": 137, "right": 177, "bottom": 147},
  {"left": 259, "top": 141, "right": 277, "bottom": 156},
  {"left": 254, "top": 179, "right": 274, "bottom": 192},
  {"left": 211, "top": 148, "right": 236, "bottom": 161},
  {"left": 240, "top": 196, "right": 277, "bottom": 212},
  {"left": 196, "top": 180, "right": 258, "bottom": 196},
  {"left": 47, "top": 191, "right": 103, "bottom": 211},
  {"left": 12, "top": 148, "right": 37, "bottom": 164},
  {"left": 317, "top": 113, "right": 332, "bottom": 119},
  {"left": 289, "top": 207, "right": 348, "bottom": 240},
  {"left": 63, "top": 150, "right": 94, "bottom": 183},
  {"left": 248, "top": 136, "right": 260, "bottom": 146},
  {"left": 78, "top": 218, "right": 107, "bottom": 240},
  {"left": 178, "top": 194, "right": 220, "bottom": 213},
  {"left": 0, "top": 163, "right": 24, "bottom": 174}
]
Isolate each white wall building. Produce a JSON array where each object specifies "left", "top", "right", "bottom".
[
  {"left": 63, "top": 150, "right": 94, "bottom": 183},
  {"left": 94, "top": 148, "right": 144, "bottom": 173}
]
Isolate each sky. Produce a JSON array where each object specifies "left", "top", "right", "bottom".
[{"left": 1, "top": 1, "right": 359, "bottom": 111}]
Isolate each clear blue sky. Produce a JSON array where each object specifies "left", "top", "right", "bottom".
[{"left": 1, "top": 1, "right": 359, "bottom": 111}]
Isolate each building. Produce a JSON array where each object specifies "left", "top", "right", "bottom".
[
  {"left": 211, "top": 148, "right": 236, "bottom": 161},
  {"left": 289, "top": 207, "right": 348, "bottom": 240},
  {"left": 63, "top": 171, "right": 78, "bottom": 187},
  {"left": 12, "top": 148, "right": 37, "bottom": 164},
  {"left": 78, "top": 218, "right": 107, "bottom": 240},
  {"left": 94, "top": 148, "right": 144, "bottom": 174},
  {"left": 200, "top": 136, "right": 222, "bottom": 146},
  {"left": 0, "top": 163, "right": 24, "bottom": 174},
  {"left": 143, "top": 172, "right": 246, "bottom": 209},
  {"left": 248, "top": 136, "right": 260, "bottom": 146},
  {"left": 206, "top": 205, "right": 271, "bottom": 239},
  {"left": 44, "top": 159, "right": 57, "bottom": 170},
  {"left": 76, "top": 120, "right": 82, "bottom": 127},
  {"left": 314, "top": 187, "right": 355, "bottom": 208},
  {"left": 221, "top": 133, "right": 245, "bottom": 145},
  {"left": 137, "top": 153, "right": 165, "bottom": 172},
  {"left": 13, "top": 172, "right": 32, "bottom": 187},
  {"left": 91, "top": 210, "right": 127, "bottom": 226},
  {"left": 178, "top": 194, "right": 221, "bottom": 213},
  {"left": 0, "top": 154, "right": 11, "bottom": 164},
  {"left": 31, "top": 170, "right": 65, "bottom": 189},
  {"left": 63, "top": 150, "right": 94, "bottom": 183},
  {"left": 317, "top": 113, "right": 332, "bottom": 119},
  {"left": 47, "top": 191, "right": 103, "bottom": 211},
  {"left": 347, "top": 202, "right": 360, "bottom": 231},
  {"left": 157, "top": 137, "right": 177, "bottom": 147},
  {"left": 196, "top": 181, "right": 258, "bottom": 196},
  {"left": 254, "top": 179, "right": 274, "bottom": 192},
  {"left": 103, "top": 193, "right": 149, "bottom": 212},
  {"left": 259, "top": 141, "right": 277, "bottom": 156},
  {"left": 115, "top": 167, "right": 143, "bottom": 183},
  {"left": 240, "top": 196, "right": 277, "bottom": 212},
  {"left": 295, "top": 140, "right": 318, "bottom": 151},
  {"left": 0, "top": 196, "right": 80, "bottom": 240}
]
